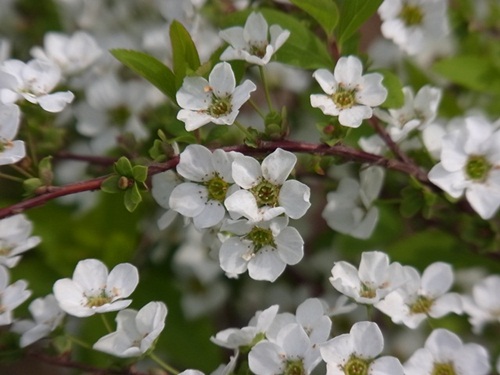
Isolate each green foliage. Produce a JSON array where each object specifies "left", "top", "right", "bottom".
[
  {"left": 290, "top": 0, "right": 339, "bottom": 37},
  {"left": 334, "top": 0, "right": 384, "bottom": 50},
  {"left": 170, "top": 20, "right": 202, "bottom": 88},
  {"left": 111, "top": 49, "right": 177, "bottom": 103},
  {"left": 376, "top": 69, "right": 405, "bottom": 109}
]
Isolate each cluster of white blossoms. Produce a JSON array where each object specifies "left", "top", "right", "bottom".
[{"left": 153, "top": 145, "right": 310, "bottom": 282}]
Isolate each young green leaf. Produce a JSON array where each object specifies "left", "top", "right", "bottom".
[
  {"left": 132, "top": 165, "right": 148, "bottom": 183},
  {"left": 170, "top": 20, "right": 201, "bottom": 88},
  {"left": 115, "top": 156, "right": 133, "bottom": 176},
  {"left": 335, "top": 0, "right": 383, "bottom": 47},
  {"left": 110, "top": 49, "right": 177, "bottom": 103},
  {"left": 290, "top": 0, "right": 339, "bottom": 37},
  {"left": 124, "top": 183, "right": 142, "bottom": 212},
  {"left": 375, "top": 69, "right": 405, "bottom": 109},
  {"left": 100, "top": 175, "right": 121, "bottom": 194}
]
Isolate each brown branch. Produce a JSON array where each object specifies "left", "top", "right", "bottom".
[
  {"left": 368, "top": 117, "right": 414, "bottom": 165},
  {"left": 55, "top": 151, "right": 117, "bottom": 166},
  {"left": 0, "top": 141, "right": 429, "bottom": 220}
]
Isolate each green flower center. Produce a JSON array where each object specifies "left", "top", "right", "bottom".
[
  {"left": 208, "top": 95, "right": 233, "bottom": 117},
  {"left": 332, "top": 88, "right": 356, "bottom": 109},
  {"left": 250, "top": 179, "right": 281, "bottom": 207},
  {"left": 85, "top": 290, "right": 114, "bottom": 308},
  {"left": 359, "top": 283, "right": 376, "bottom": 299},
  {"left": 409, "top": 295, "right": 434, "bottom": 314},
  {"left": 343, "top": 356, "right": 369, "bottom": 375},
  {"left": 284, "top": 359, "right": 306, "bottom": 375},
  {"left": 245, "top": 226, "right": 276, "bottom": 251},
  {"left": 465, "top": 155, "right": 492, "bottom": 182},
  {"left": 110, "top": 105, "right": 131, "bottom": 126},
  {"left": 432, "top": 362, "right": 456, "bottom": 375},
  {"left": 250, "top": 43, "right": 267, "bottom": 58},
  {"left": 399, "top": 4, "right": 424, "bottom": 26},
  {"left": 205, "top": 174, "right": 229, "bottom": 202}
]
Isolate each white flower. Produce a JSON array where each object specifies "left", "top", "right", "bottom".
[
  {"left": 375, "top": 262, "right": 462, "bottom": 329},
  {"left": 0, "top": 102, "right": 25, "bottom": 166},
  {"left": 93, "top": 301, "right": 167, "bottom": 358},
  {"left": 404, "top": 328, "right": 490, "bottom": 375},
  {"left": 320, "top": 321, "right": 404, "bottom": 375},
  {"left": 224, "top": 148, "right": 311, "bottom": 222},
  {"left": 330, "top": 251, "right": 410, "bottom": 304},
  {"left": 53, "top": 258, "right": 139, "bottom": 317},
  {"left": 0, "top": 59, "right": 74, "bottom": 112},
  {"left": 30, "top": 31, "right": 102, "bottom": 75},
  {"left": 0, "top": 265, "right": 31, "bottom": 325},
  {"left": 322, "top": 166, "right": 384, "bottom": 239},
  {"left": 310, "top": 56, "right": 387, "bottom": 127},
  {"left": 375, "top": 85, "right": 442, "bottom": 142},
  {"left": 219, "top": 12, "right": 290, "bottom": 66},
  {"left": 428, "top": 116, "right": 500, "bottom": 220},
  {"left": 152, "top": 170, "right": 183, "bottom": 230},
  {"left": 379, "top": 0, "right": 450, "bottom": 56},
  {"left": 249, "top": 323, "right": 321, "bottom": 375},
  {"left": 219, "top": 216, "right": 304, "bottom": 282},
  {"left": 0, "top": 214, "right": 41, "bottom": 268},
  {"left": 176, "top": 62, "right": 256, "bottom": 131},
  {"left": 168, "top": 144, "right": 242, "bottom": 229},
  {"left": 11, "top": 294, "right": 65, "bottom": 347},
  {"left": 211, "top": 304, "right": 279, "bottom": 350},
  {"left": 462, "top": 275, "right": 500, "bottom": 334}
]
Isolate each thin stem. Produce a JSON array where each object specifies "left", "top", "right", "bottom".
[
  {"left": 248, "top": 99, "right": 266, "bottom": 119},
  {"left": 11, "top": 164, "right": 34, "bottom": 178},
  {"left": 259, "top": 65, "right": 274, "bottom": 111},
  {"left": 149, "top": 352, "right": 179, "bottom": 375},
  {"left": 234, "top": 120, "right": 256, "bottom": 142},
  {"left": 100, "top": 314, "right": 113, "bottom": 333},
  {"left": 0, "top": 172, "right": 24, "bottom": 183},
  {"left": 67, "top": 334, "right": 92, "bottom": 350},
  {"left": 368, "top": 117, "right": 413, "bottom": 165}
]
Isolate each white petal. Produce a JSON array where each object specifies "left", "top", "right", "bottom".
[
  {"left": 107, "top": 263, "right": 139, "bottom": 299},
  {"left": 334, "top": 56, "right": 363, "bottom": 87},
  {"left": 279, "top": 180, "right": 311, "bottom": 219},
  {"left": 232, "top": 155, "right": 262, "bottom": 188},
  {"left": 248, "top": 250, "right": 286, "bottom": 282},
  {"left": 338, "top": 105, "right": 372, "bottom": 127},
  {"left": 209, "top": 62, "right": 236, "bottom": 98},
  {"left": 262, "top": 148, "right": 296, "bottom": 184},
  {"left": 275, "top": 227, "right": 304, "bottom": 265}
]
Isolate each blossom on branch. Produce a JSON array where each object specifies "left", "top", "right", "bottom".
[
  {"left": 0, "top": 102, "right": 25, "bottom": 166},
  {"left": 0, "top": 265, "right": 31, "bottom": 325},
  {"left": 0, "top": 213, "right": 41, "bottom": 268},
  {"left": 53, "top": 258, "right": 139, "bottom": 317},
  {"left": 310, "top": 55, "right": 387, "bottom": 127},
  {"left": 176, "top": 62, "right": 256, "bottom": 131}
]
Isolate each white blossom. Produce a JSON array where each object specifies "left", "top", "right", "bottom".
[
  {"left": 53, "top": 258, "right": 139, "bottom": 317},
  {"left": 428, "top": 116, "right": 500, "bottom": 220},
  {"left": 0, "top": 266, "right": 31, "bottom": 325},
  {"left": 462, "top": 275, "right": 500, "bottom": 334},
  {"left": 404, "top": 328, "right": 490, "bottom": 375},
  {"left": 320, "top": 321, "right": 404, "bottom": 375},
  {"left": 0, "top": 102, "right": 25, "bottom": 166},
  {"left": 225, "top": 148, "right": 311, "bottom": 222},
  {"left": 0, "top": 214, "right": 41, "bottom": 268},
  {"left": 310, "top": 56, "right": 387, "bottom": 127},
  {"left": 176, "top": 62, "right": 256, "bottom": 131},
  {"left": 375, "top": 262, "right": 463, "bottom": 328},
  {"left": 93, "top": 301, "right": 167, "bottom": 357},
  {"left": 11, "top": 294, "right": 65, "bottom": 347},
  {"left": 219, "top": 12, "right": 290, "bottom": 66}
]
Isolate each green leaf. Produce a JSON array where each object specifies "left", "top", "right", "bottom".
[
  {"left": 23, "top": 177, "right": 43, "bottom": 196},
  {"left": 290, "top": 0, "right": 339, "bottom": 37},
  {"left": 38, "top": 155, "right": 53, "bottom": 185},
  {"left": 170, "top": 20, "right": 201, "bottom": 88},
  {"left": 110, "top": 49, "right": 177, "bottom": 103},
  {"left": 132, "top": 165, "right": 148, "bottom": 183},
  {"left": 115, "top": 156, "right": 133, "bottom": 176},
  {"left": 124, "top": 183, "right": 142, "bottom": 212},
  {"left": 221, "top": 9, "right": 333, "bottom": 69},
  {"left": 100, "top": 175, "right": 121, "bottom": 194},
  {"left": 433, "top": 55, "right": 500, "bottom": 93},
  {"left": 335, "top": 0, "right": 383, "bottom": 47},
  {"left": 375, "top": 69, "right": 405, "bottom": 109},
  {"left": 400, "top": 186, "right": 423, "bottom": 218}
]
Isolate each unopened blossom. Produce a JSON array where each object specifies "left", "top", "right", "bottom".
[
  {"left": 0, "top": 213, "right": 41, "bottom": 268},
  {"left": 310, "top": 55, "right": 387, "bottom": 127},
  {"left": 93, "top": 301, "right": 167, "bottom": 358},
  {"left": 375, "top": 262, "right": 462, "bottom": 329},
  {"left": 428, "top": 116, "right": 500, "bottom": 220},
  {"left": 404, "top": 328, "right": 490, "bottom": 375},
  {"left": 322, "top": 166, "right": 384, "bottom": 239},
  {"left": 249, "top": 323, "right": 321, "bottom": 375},
  {"left": 168, "top": 144, "right": 242, "bottom": 229},
  {"left": 53, "top": 258, "right": 139, "bottom": 317},
  {"left": 375, "top": 85, "right": 442, "bottom": 142},
  {"left": 320, "top": 321, "right": 404, "bottom": 375},
  {"left": 0, "top": 58, "right": 74, "bottom": 112},
  {"left": 0, "top": 265, "right": 31, "bottom": 325},
  {"left": 176, "top": 62, "right": 256, "bottom": 131},
  {"left": 379, "top": 0, "right": 450, "bottom": 56},
  {"left": 330, "top": 251, "right": 411, "bottom": 305},
  {"left": 219, "top": 216, "right": 304, "bottom": 282},
  {"left": 224, "top": 148, "right": 311, "bottom": 222},
  {"left": 11, "top": 294, "right": 65, "bottom": 347},
  {"left": 30, "top": 31, "right": 102, "bottom": 75},
  {"left": 0, "top": 102, "right": 25, "bottom": 166},
  {"left": 219, "top": 12, "right": 290, "bottom": 66},
  {"left": 462, "top": 275, "right": 500, "bottom": 333}
]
